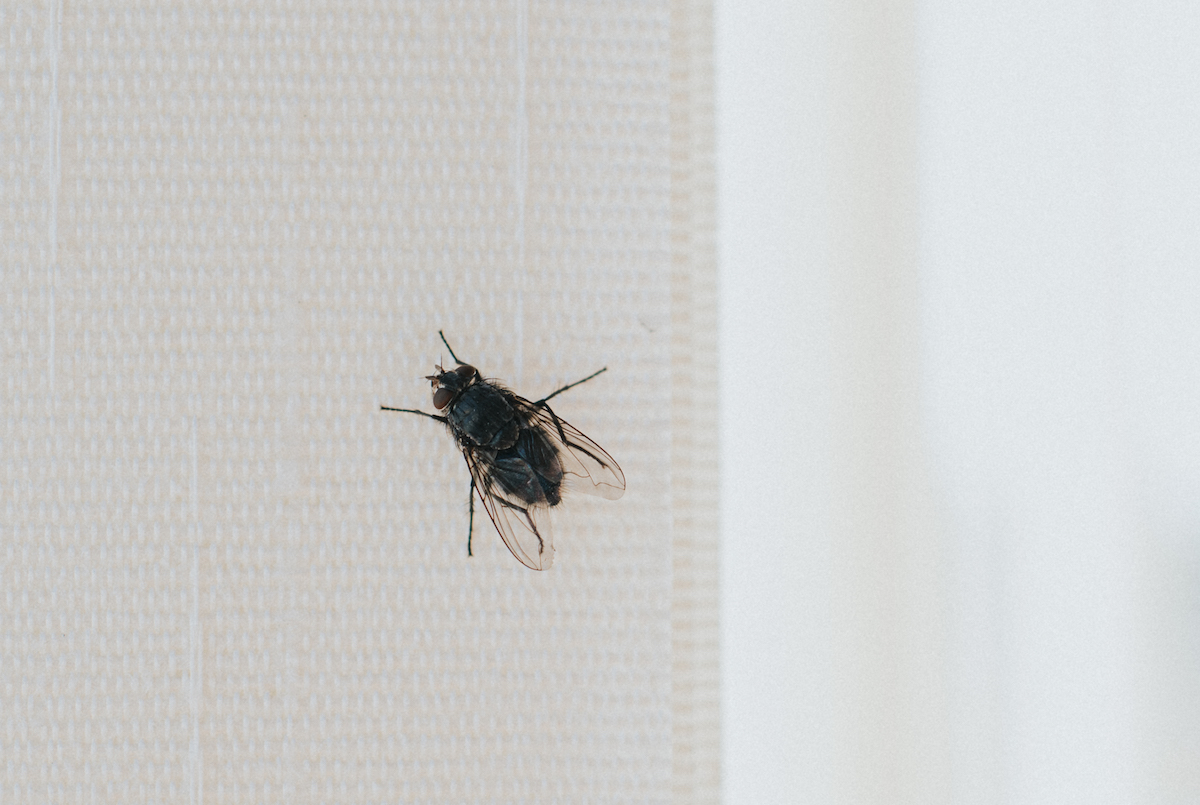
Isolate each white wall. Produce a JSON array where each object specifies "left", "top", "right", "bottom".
[{"left": 719, "top": 2, "right": 1200, "bottom": 802}]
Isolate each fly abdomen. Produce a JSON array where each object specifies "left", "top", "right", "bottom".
[
  {"left": 490, "top": 452, "right": 550, "bottom": 506},
  {"left": 514, "top": 428, "right": 564, "bottom": 505}
]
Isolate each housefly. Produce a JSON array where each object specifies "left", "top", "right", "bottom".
[{"left": 381, "top": 331, "right": 625, "bottom": 570}]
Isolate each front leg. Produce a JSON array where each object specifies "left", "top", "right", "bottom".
[{"left": 380, "top": 406, "right": 448, "bottom": 423}]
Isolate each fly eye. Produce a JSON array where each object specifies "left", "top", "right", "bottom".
[
  {"left": 455, "top": 365, "right": 477, "bottom": 379},
  {"left": 433, "top": 387, "right": 455, "bottom": 410}
]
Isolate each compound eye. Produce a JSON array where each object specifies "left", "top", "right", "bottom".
[
  {"left": 433, "top": 387, "right": 455, "bottom": 410},
  {"left": 455, "top": 364, "right": 477, "bottom": 379}
]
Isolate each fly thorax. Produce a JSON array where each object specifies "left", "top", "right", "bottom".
[{"left": 447, "top": 383, "right": 517, "bottom": 449}]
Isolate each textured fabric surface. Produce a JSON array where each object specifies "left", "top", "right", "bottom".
[
  {"left": 668, "top": 0, "right": 719, "bottom": 801},
  {"left": 1, "top": 1, "right": 716, "bottom": 801}
]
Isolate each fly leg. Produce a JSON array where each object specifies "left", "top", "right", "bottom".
[
  {"left": 536, "top": 367, "right": 608, "bottom": 405},
  {"left": 380, "top": 406, "right": 447, "bottom": 423},
  {"left": 438, "top": 330, "right": 467, "bottom": 366},
  {"left": 467, "top": 478, "right": 476, "bottom": 557}
]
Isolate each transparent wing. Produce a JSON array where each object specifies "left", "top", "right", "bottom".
[
  {"left": 462, "top": 448, "right": 556, "bottom": 571},
  {"left": 518, "top": 399, "right": 626, "bottom": 500}
]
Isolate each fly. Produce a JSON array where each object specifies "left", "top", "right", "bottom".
[{"left": 382, "top": 331, "right": 626, "bottom": 570}]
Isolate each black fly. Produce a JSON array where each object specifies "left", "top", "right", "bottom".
[{"left": 381, "top": 331, "right": 625, "bottom": 570}]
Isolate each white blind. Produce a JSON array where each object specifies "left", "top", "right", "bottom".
[{"left": 2, "top": 1, "right": 718, "bottom": 801}]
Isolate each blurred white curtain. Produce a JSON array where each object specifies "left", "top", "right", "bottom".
[{"left": 720, "top": 1, "right": 1200, "bottom": 803}]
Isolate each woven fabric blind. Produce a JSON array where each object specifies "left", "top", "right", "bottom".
[{"left": 2, "top": 1, "right": 717, "bottom": 802}]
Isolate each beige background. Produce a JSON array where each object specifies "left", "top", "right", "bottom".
[{"left": 3, "top": 1, "right": 718, "bottom": 802}]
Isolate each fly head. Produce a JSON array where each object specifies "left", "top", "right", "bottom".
[{"left": 427, "top": 363, "right": 478, "bottom": 410}]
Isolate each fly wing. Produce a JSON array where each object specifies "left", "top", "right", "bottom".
[
  {"left": 519, "top": 400, "right": 626, "bottom": 500},
  {"left": 462, "top": 448, "right": 556, "bottom": 571}
]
